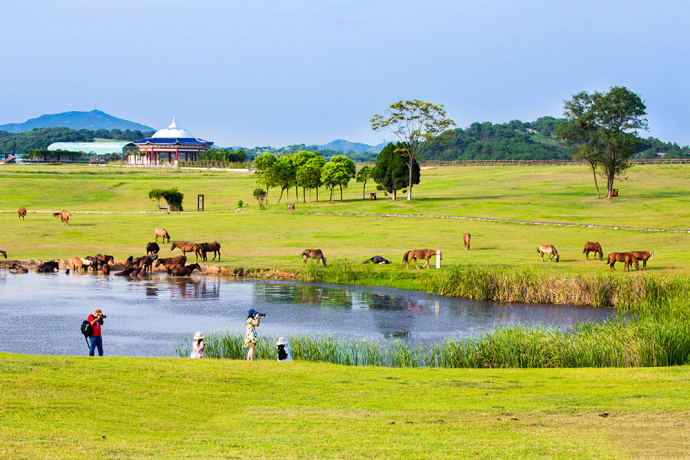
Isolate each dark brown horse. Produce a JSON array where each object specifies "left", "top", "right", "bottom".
[
  {"left": 101, "top": 263, "right": 111, "bottom": 275},
  {"left": 171, "top": 263, "right": 201, "bottom": 276},
  {"left": 138, "top": 255, "right": 158, "bottom": 273},
  {"left": 9, "top": 263, "right": 28, "bottom": 274},
  {"left": 18, "top": 207, "right": 26, "bottom": 221},
  {"left": 155, "top": 228, "right": 171, "bottom": 243},
  {"left": 146, "top": 242, "right": 160, "bottom": 255},
  {"left": 95, "top": 254, "right": 115, "bottom": 266},
  {"left": 171, "top": 242, "right": 202, "bottom": 262},
  {"left": 537, "top": 244, "right": 559, "bottom": 262},
  {"left": 155, "top": 255, "right": 187, "bottom": 274},
  {"left": 629, "top": 251, "right": 654, "bottom": 270},
  {"left": 36, "top": 261, "right": 60, "bottom": 273},
  {"left": 582, "top": 242, "right": 603, "bottom": 261},
  {"left": 114, "top": 267, "right": 135, "bottom": 277},
  {"left": 302, "top": 249, "right": 327, "bottom": 266},
  {"left": 200, "top": 242, "right": 221, "bottom": 261},
  {"left": 463, "top": 233, "right": 471, "bottom": 251},
  {"left": 607, "top": 252, "right": 637, "bottom": 272},
  {"left": 402, "top": 249, "right": 441, "bottom": 270}
]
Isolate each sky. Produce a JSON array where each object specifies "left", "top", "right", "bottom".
[{"left": 2, "top": 0, "right": 689, "bottom": 148}]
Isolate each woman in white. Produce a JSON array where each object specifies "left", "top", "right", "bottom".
[
  {"left": 277, "top": 337, "right": 292, "bottom": 361},
  {"left": 190, "top": 331, "right": 205, "bottom": 359}
]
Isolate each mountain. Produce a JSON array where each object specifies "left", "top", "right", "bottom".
[
  {"left": 0, "top": 110, "right": 154, "bottom": 133},
  {"left": 317, "top": 139, "right": 386, "bottom": 154}
]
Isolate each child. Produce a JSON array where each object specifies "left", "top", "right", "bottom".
[
  {"left": 277, "top": 337, "right": 292, "bottom": 362},
  {"left": 190, "top": 331, "right": 205, "bottom": 359}
]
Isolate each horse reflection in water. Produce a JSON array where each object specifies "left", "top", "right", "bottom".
[{"left": 141, "top": 277, "right": 221, "bottom": 299}]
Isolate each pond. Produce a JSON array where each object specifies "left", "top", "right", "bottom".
[{"left": 0, "top": 272, "right": 618, "bottom": 357}]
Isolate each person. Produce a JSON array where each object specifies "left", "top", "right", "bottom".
[
  {"left": 276, "top": 337, "right": 292, "bottom": 362},
  {"left": 87, "top": 309, "right": 105, "bottom": 356},
  {"left": 190, "top": 331, "right": 205, "bottom": 359},
  {"left": 244, "top": 308, "right": 263, "bottom": 361}
]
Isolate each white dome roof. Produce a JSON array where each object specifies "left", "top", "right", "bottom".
[{"left": 151, "top": 118, "right": 195, "bottom": 138}]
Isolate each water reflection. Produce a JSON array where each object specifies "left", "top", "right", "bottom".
[{"left": 0, "top": 272, "right": 620, "bottom": 358}]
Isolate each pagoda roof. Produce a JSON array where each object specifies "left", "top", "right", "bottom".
[{"left": 133, "top": 137, "right": 213, "bottom": 147}]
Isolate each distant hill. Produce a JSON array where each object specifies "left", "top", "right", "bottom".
[
  {"left": 0, "top": 110, "right": 154, "bottom": 133},
  {"left": 317, "top": 139, "right": 385, "bottom": 154}
]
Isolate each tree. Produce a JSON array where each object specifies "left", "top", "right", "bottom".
[
  {"left": 329, "top": 155, "right": 356, "bottom": 201},
  {"left": 292, "top": 151, "right": 322, "bottom": 202},
  {"left": 555, "top": 86, "right": 648, "bottom": 199},
  {"left": 272, "top": 155, "right": 296, "bottom": 204},
  {"left": 371, "top": 99, "right": 455, "bottom": 200},
  {"left": 371, "top": 142, "right": 419, "bottom": 200},
  {"left": 296, "top": 156, "right": 325, "bottom": 203},
  {"left": 253, "top": 187, "right": 267, "bottom": 208},
  {"left": 253, "top": 152, "right": 278, "bottom": 199},
  {"left": 321, "top": 161, "right": 350, "bottom": 203},
  {"left": 356, "top": 165, "right": 373, "bottom": 200}
]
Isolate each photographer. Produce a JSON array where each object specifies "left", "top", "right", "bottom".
[
  {"left": 87, "top": 309, "right": 106, "bottom": 356},
  {"left": 244, "top": 308, "right": 265, "bottom": 361}
]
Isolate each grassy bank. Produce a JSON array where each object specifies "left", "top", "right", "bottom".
[{"left": 2, "top": 353, "right": 690, "bottom": 459}]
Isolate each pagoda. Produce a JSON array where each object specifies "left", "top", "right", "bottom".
[{"left": 129, "top": 118, "right": 213, "bottom": 166}]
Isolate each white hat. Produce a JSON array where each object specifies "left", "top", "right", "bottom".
[
  {"left": 194, "top": 331, "right": 204, "bottom": 340},
  {"left": 277, "top": 337, "right": 288, "bottom": 346}
]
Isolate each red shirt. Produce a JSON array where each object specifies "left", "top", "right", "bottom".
[{"left": 87, "top": 315, "right": 102, "bottom": 337}]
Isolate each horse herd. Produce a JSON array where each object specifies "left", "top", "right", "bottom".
[{"left": 538, "top": 241, "right": 654, "bottom": 272}]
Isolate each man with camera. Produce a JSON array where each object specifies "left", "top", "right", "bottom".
[{"left": 87, "top": 309, "right": 106, "bottom": 356}]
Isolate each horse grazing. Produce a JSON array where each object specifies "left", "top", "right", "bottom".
[
  {"left": 146, "top": 242, "right": 160, "bottom": 255},
  {"left": 463, "top": 233, "right": 471, "bottom": 250},
  {"left": 172, "top": 263, "right": 201, "bottom": 276},
  {"left": 537, "top": 244, "right": 559, "bottom": 262},
  {"left": 18, "top": 207, "right": 27, "bottom": 220},
  {"left": 155, "top": 228, "right": 171, "bottom": 243},
  {"left": 171, "top": 242, "right": 202, "bottom": 262},
  {"left": 9, "top": 263, "right": 29, "bottom": 274},
  {"left": 302, "top": 249, "right": 327, "bottom": 266},
  {"left": 54, "top": 210, "right": 71, "bottom": 226},
  {"left": 607, "top": 252, "right": 637, "bottom": 272},
  {"left": 0, "top": 247, "right": 6, "bottom": 259},
  {"left": 155, "top": 255, "right": 187, "bottom": 274},
  {"left": 583, "top": 242, "right": 603, "bottom": 261},
  {"left": 629, "top": 251, "right": 654, "bottom": 270},
  {"left": 402, "top": 249, "right": 441, "bottom": 270},
  {"left": 36, "top": 261, "right": 59, "bottom": 273},
  {"left": 199, "top": 242, "right": 221, "bottom": 261}
]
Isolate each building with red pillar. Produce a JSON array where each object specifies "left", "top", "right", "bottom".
[{"left": 129, "top": 118, "right": 213, "bottom": 166}]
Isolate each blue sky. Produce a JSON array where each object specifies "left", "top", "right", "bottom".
[{"left": 2, "top": 0, "right": 688, "bottom": 148}]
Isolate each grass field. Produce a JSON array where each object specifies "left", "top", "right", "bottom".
[{"left": 1, "top": 353, "right": 689, "bottom": 459}]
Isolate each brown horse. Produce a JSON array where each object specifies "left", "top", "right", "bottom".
[
  {"left": 607, "top": 252, "right": 637, "bottom": 272},
  {"left": 155, "top": 255, "right": 187, "bottom": 274},
  {"left": 36, "top": 261, "right": 59, "bottom": 273},
  {"left": 155, "top": 228, "right": 171, "bottom": 243},
  {"left": 53, "top": 210, "right": 71, "bottom": 226},
  {"left": 402, "top": 249, "right": 441, "bottom": 270},
  {"left": 138, "top": 255, "right": 158, "bottom": 273},
  {"left": 18, "top": 207, "right": 26, "bottom": 221},
  {"left": 302, "top": 249, "right": 327, "bottom": 266},
  {"left": 9, "top": 263, "right": 28, "bottom": 274},
  {"left": 171, "top": 242, "right": 202, "bottom": 262},
  {"left": 101, "top": 263, "right": 111, "bottom": 275},
  {"left": 72, "top": 257, "right": 96, "bottom": 273},
  {"left": 0, "top": 247, "right": 6, "bottom": 259},
  {"left": 95, "top": 254, "right": 115, "bottom": 266},
  {"left": 583, "top": 242, "right": 603, "bottom": 261},
  {"left": 171, "top": 263, "right": 201, "bottom": 276},
  {"left": 537, "top": 244, "right": 559, "bottom": 262},
  {"left": 629, "top": 251, "right": 654, "bottom": 270},
  {"left": 463, "top": 233, "right": 471, "bottom": 250},
  {"left": 146, "top": 242, "right": 160, "bottom": 255},
  {"left": 200, "top": 242, "right": 221, "bottom": 261}
]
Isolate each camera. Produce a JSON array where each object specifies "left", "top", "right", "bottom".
[{"left": 258, "top": 313, "right": 266, "bottom": 317}]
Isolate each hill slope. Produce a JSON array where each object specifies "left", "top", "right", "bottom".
[{"left": 0, "top": 110, "right": 154, "bottom": 133}]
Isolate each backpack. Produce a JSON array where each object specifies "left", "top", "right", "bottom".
[
  {"left": 278, "top": 345, "right": 287, "bottom": 361},
  {"left": 80, "top": 320, "right": 93, "bottom": 348}
]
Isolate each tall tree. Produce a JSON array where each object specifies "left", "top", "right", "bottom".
[
  {"left": 272, "top": 156, "right": 297, "bottom": 204},
  {"left": 371, "top": 99, "right": 455, "bottom": 200},
  {"left": 371, "top": 142, "right": 419, "bottom": 201},
  {"left": 355, "top": 165, "right": 373, "bottom": 200},
  {"left": 296, "top": 156, "right": 325, "bottom": 203},
  {"left": 253, "top": 152, "right": 278, "bottom": 199},
  {"left": 321, "top": 161, "right": 351, "bottom": 203},
  {"left": 556, "top": 86, "right": 648, "bottom": 199},
  {"left": 292, "top": 150, "right": 322, "bottom": 202},
  {"left": 329, "top": 155, "right": 356, "bottom": 201}
]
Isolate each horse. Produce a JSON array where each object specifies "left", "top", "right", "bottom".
[
  {"left": 114, "top": 267, "right": 135, "bottom": 277},
  {"left": 463, "top": 233, "right": 471, "bottom": 250},
  {"left": 199, "top": 242, "right": 221, "bottom": 261},
  {"left": 0, "top": 247, "right": 6, "bottom": 259},
  {"left": 101, "top": 263, "right": 110, "bottom": 275},
  {"left": 629, "top": 251, "right": 654, "bottom": 270},
  {"left": 583, "top": 242, "right": 603, "bottom": 261},
  {"left": 95, "top": 254, "right": 114, "bottom": 266},
  {"left": 54, "top": 210, "right": 71, "bottom": 226},
  {"left": 302, "top": 249, "right": 327, "bottom": 266},
  {"left": 171, "top": 263, "right": 201, "bottom": 276},
  {"left": 155, "top": 228, "right": 171, "bottom": 243},
  {"left": 36, "top": 261, "right": 59, "bottom": 273},
  {"left": 9, "top": 263, "right": 28, "bottom": 274},
  {"left": 537, "top": 244, "right": 559, "bottom": 262},
  {"left": 138, "top": 255, "right": 158, "bottom": 273},
  {"left": 155, "top": 255, "right": 187, "bottom": 274},
  {"left": 72, "top": 257, "right": 96, "bottom": 273},
  {"left": 402, "top": 249, "right": 441, "bottom": 270},
  {"left": 363, "top": 255, "right": 391, "bottom": 264},
  {"left": 607, "top": 252, "right": 637, "bottom": 272},
  {"left": 18, "top": 207, "right": 26, "bottom": 221},
  {"left": 146, "top": 242, "right": 160, "bottom": 255},
  {"left": 171, "top": 242, "right": 202, "bottom": 262}
]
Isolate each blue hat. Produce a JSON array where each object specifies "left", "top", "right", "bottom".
[{"left": 248, "top": 308, "right": 258, "bottom": 315}]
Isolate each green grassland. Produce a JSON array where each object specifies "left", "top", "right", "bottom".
[{"left": 2, "top": 354, "right": 689, "bottom": 459}]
